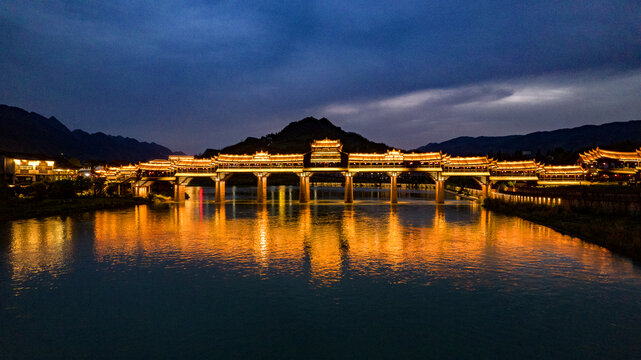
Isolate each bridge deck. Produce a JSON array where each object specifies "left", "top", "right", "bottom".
[{"left": 103, "top": 140, "right": 641, "bottom": 187}]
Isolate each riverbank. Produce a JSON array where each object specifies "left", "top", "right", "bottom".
[
  {"left": 0, "top": 197, "right": 150, "bottom": 221},
  {"left": 483, "top": 198, "right": 641, "bottom": 263}
]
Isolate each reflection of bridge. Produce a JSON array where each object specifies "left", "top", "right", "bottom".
[
  {"left": 8, "top": 188, "right": 628, "bottom": 289},
  {"left": 99, "top": 139, "right": 641, "bottom": 204}
]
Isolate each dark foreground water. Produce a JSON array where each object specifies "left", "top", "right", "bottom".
[{"left": 1, "top": 187, "right": 640, "bottom": 359}]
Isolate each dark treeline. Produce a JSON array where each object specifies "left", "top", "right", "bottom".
[
  {"left": 1, "top": 176, "right": 106, "bottom": 201},
  {"left": 488, "top": 140, "right": 641, "bottom": 163},
  {"left": 0, "top": 176, "right": 150, "bottom": 221}
]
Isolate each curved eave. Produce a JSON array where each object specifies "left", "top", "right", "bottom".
[
  {"left": 537, "top": 180, "right": 591, "bottom": 185},
  {"left": 490, "top": 176, "right": 539, "bottom": 181},
  {"left": 218, "top": 168, "right": 303, "bottom": 173},
  {"left": 442, "top": 171, "right": 491, "bottom": 177}
]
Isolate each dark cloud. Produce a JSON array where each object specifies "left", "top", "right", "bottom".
[
  {"left": 1, "top": 0, "right": 639, "bottom": 153},
  {"left": 321, "top": 70, "right": 641, "bottom": 148}
]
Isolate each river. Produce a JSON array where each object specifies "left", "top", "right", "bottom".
[{"left": 1, "top": 186, "right": 640, "bottom": 358}]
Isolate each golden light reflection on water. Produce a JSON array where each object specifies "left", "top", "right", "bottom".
[
  {"left": 9, "top": 217, "right": 74, "bottom": 287},
  {"left": 6, "top": 187, "right": 640, "bottom": 291}
]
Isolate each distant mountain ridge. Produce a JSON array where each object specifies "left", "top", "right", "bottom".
[
  {"left": 0, "top": 104, "right": 175, "bottom": 162},
  {"left": 4, "top": 102, "right": 639, "bottom": 164},
  {"left": 201, "top": 117, "right": 391, "bottom": 157},
  {"left": 417, "top": 121, "right": 641, "bottom": 155}
]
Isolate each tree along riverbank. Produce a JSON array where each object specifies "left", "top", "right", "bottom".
[
  {"left": 483, "top": 198, "right": 641, "bottom": 263},
  {"left": 0, "top": 177, "right": 161, "bottom": 221},
  {"left": 0, "top": 197, "right": 151, "bottom": 221}
]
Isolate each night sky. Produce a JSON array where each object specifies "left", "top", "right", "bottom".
[{"left": 1, "top": 1, "right": 640, "bottom": 153}]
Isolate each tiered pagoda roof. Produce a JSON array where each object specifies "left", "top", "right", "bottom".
[
  {"left": 444, "top": 156, "right": 493, "bottom": 167},
  {"left": 118, "top": 165, "right": 138, "bottom": 171},
  {"left": 401, "top": 152, "right": 443, "bottom": 162},
  {"left": 168, "top": 155, "right": 198, "bottom": 161},
  {"left": 98, "top": 165, "right": 137, "bottom": 180},
  {"left": 99, "top": 143, "right": 638, "bottom": 183},
  {"left": 349, "top": 149, "right": 404, "bottom": 162},
  {"left": 492, "top": 160, "right": 541, "bottom": 171},
  {"left": 310, "top": 138, "right": 343, "bottom": 151},
  {"left": 173, "top": 158, "right": 216, "bottom": 168},
  {"left": 217, "top": 152, "right": 304, "bottom": 163},
  {"left": 216, "top": 153, "right": 255, "bottom": 162},
  {"left": 268, "top": 154, "right": 305, "bottom": 162},
  {"left": 541, "top": 165, "right": 587, "bottom": 175},
  {"left": 310, "top": 139, "right": 343, "bottom": 164},
  {"left": 579, "top": 148, "right": 641, "bottom": 163},
  {"left": 139, "top": 159, "right": 173, "bottom": 171}
]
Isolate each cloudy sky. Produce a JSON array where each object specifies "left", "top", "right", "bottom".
[{"left": 1, "top": 1, "right": 639, "bottom": 153}]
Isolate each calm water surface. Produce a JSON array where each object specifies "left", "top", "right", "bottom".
[{"left": 1, "top": 187, "right": 640, "bottom": 359}]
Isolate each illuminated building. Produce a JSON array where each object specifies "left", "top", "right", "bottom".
[
  {"left": 539, "top": 165, "right": 588, "bottom": 185},
  {"left": 579, "top": 148, "right": 641, "bottom": 182},
  {"left": 490, "top": 160, "right": 541, "bottom": 181},
  {"left": 0, "top": 152, "right": 78, "bottom": 184},
  {"left": 69, "top": 141, "right": 640, "bottom": 204},
  {"left": 310, "top": 139, "right": 343, "bottom": 166}
]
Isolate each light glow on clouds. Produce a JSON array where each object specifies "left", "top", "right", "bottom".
[
  {"left": 321, "top": 70, "right": 641, "bottom": 149},
  {"left": 326, "top": 82, "right": 576, "bottom": 115},
  {"left": 0, "top": 1, "right": 639, "bottom": 153}
]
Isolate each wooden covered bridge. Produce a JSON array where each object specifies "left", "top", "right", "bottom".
[{"left": 99, "top": 140, "right": 640, "bottom": 204}]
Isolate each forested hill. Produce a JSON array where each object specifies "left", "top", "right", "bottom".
[
  {"left": 201, "top": 117, "right": 391, "bottom": 157},
  {"left": 0, "top": 104, "right": 175, "bottom": 162},
  {"left": 417, "top": 120, "right": 641, "bottom": 156}
]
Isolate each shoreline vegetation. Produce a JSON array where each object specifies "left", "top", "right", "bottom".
[
  {"left": 0, "top": 196, "right": 151, "bottom": 221},
  {"left": 0, "top": 177, "right": 155, "bottom": 221},
  {"left": 482, "top": 198, "right": 641, "bottom": 263}
]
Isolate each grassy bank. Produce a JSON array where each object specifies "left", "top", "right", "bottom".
[
  {"left": 483, "top": 198, "right": 641, "bottom": 263},
  {"left": 0, "top": 197, "right": 150, "bottom": 221}
]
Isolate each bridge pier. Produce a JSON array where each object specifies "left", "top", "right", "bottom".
[
  {"left": 388, "top": 172, "right": 401, "bottom": 203},
  {"left": 134, "top": 185, "right": 150, "bottom": 198},
  {"left": 173, "top": 184, "right": 186, "bottom": 202},
  {"left": 174, "top": 177, "right": 190, "bottom": 202},
  {"left": 211, "top": 174, "right": 230, "bottom": 203},
  {"left": 344, "top": 172, "right": 354, "bottom": 203},
  {"left": 215, "top": 180, "right": 226, "bottom": 202},
  {"left": 298, "top": 172, "right": 312, "bottom": 203},
  {"left": 255, "top": 172, "right": 270, "bottom": 203},
  {"left": 428, "top": 172, "right": 447, "bottom": 204},
  {"left": 435, "top": 180, "right": 445, "bottom": 204},
  {"left": 474, "top": 176, "right": 492, "bottom": 201},
  {"left": 481, "top": 183, "right": 490, "bottom": 199}
]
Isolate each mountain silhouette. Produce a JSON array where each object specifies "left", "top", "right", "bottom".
[
  {"left": 417, "top": 120, "right": 641, "bottom": 156},
  {"left": 0, "top": 104, "right": 175, "bottom": 162},
  {"left": 201, "top": 117, "right": 392, "bottom": 157}
]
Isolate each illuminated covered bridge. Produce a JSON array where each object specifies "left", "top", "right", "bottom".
[{"left": 99, "top": 140, "right": 641, "bottom": 204}]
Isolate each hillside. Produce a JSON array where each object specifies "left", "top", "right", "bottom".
[
  {"left": 0, "top": 105, "right": 174, "bottom": 162},
  {"left": 417, "top": 120, "right": 641, "bottom": 156},
  {"left": 201, "top": 117, "right": 391, "bottom": 156}
]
